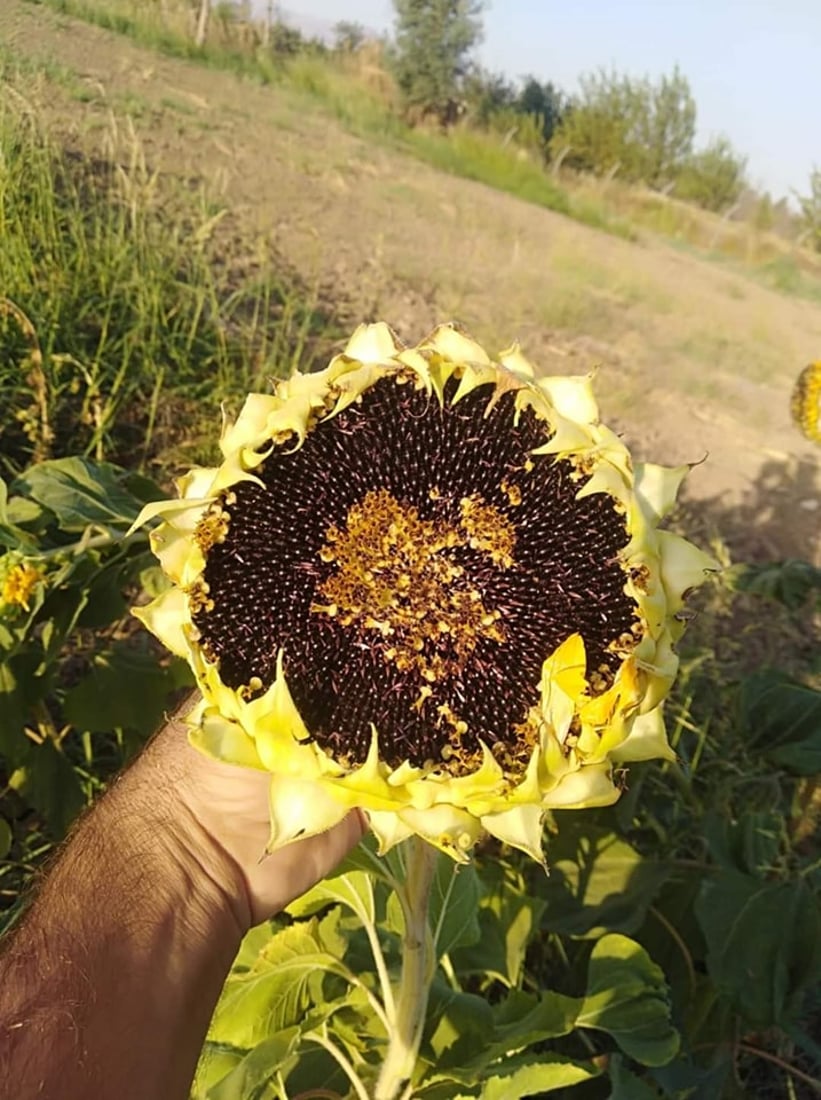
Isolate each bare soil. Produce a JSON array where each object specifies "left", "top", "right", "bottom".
[{"left": 2, "top": 0, "right": 819, "bottom": 563}]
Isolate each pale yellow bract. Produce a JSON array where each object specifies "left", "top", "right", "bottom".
[{"left": 133, "top": 323, "right": 715, "bottom": 864}]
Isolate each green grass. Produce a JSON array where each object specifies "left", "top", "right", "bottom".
[
  {"left": 0, "top": 73, "right": 345, "bottom": 474},
  {"left": 756, "top": 254, "right": 821, "bottom": 303}
]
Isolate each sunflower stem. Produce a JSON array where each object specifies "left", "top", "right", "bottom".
[{"left": 375, "top": 837, "right": 437, "bottom": 1100}]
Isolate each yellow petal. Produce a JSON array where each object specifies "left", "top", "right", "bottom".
[
  {"left": 190, "top": 710, "right": 266, "bottom": 770},
  {"left": 396, "top": 803, "right": 483, "bottom": 863},
  {"left": 343, "top": 321, "right": 403, "bottom": 363},
  {"left": 482, "top": 804, "right": 546, "bottom": 865},
  {"left": 633, "top": 463, "right": 689, "bottom": 524},
  {"left": 220, "top": 392, "right": 280, "bottom": 455},
  {"left": 537, "top": 373, "right": 599, "bottom": 425},
  {"left": 657, "top": 530, "right": 719, "bottom": 612},
  {"left": 611, "top": 706, "right": 675, "bottom": 763},
  {"left": 366, "top": 810, "right": 414, "bottom": 855},
  {"left": 133, "top": 588, "right": 190, "bottom": 657},
  {"left": 543, "top": 763, "right": 618, "bottom": 809},
  {"left": 497, "top": 342, "right": 536, "bottom": 379},
  {"left": 544, "top": 633, "right": 588, "bottom": 700},
  {"left": 424, "top": 323, "right": 492, "bottom": 368},
  {"left": 246, "top": 654, "right": 314, "bottom": 770},
  {"left": 267, "top": 774, "right": 349, "bottom": 850}
]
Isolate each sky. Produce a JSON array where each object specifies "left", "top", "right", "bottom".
[{"left": 272, "top": 0, "right": 821, "bottom": 202}]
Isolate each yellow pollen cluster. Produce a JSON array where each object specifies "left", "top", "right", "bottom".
[
  {"left": 194, "top": 498, "right": 233, "bottom": 555},
  {"left": 1, "top": 562, "right": 43, "bottom": 612},
  {"left": 188, "top": 577, "right": 215, "bottom": 617},
  {"left": 313, "top": 489, "right": 512, "bottom": 688},
  {"left": 459, "top": 494, "right": 516, "bottom": 567},
  {"left": 501, "top": 477, "right": 523, "bottom": 506}
]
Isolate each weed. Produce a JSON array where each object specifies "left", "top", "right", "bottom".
[{"left": 0, "top": 80, "right": 345, "bottom": 474}]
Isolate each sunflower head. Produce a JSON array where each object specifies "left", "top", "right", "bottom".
[
  {"left": 791, "top": 361, "right": 821, "bottom": 445},
  {"left": 134, "top": 323, "right": 715, "bottom": 863}
]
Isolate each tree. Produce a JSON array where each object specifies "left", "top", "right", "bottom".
[
  {"left": 547, "top": 69, "right": 631, "bottom": 176},
  {"left": 797, "top": 167, "right": 821, "bottom": 252},
  {"left": 675, "top": 136, "right": 747, "bottom": 213},
  {"left": 516, "top": 76, "right": 566, "bottom": 146},
  {"left": 334, "top": 20, "right": 367, "bottom": 52},
  {"left": 463, "top": 67, "right": 517, "bottom": 126},
  {"left": 549, "top": 66, "right": 695, "bottom": 186},
  {"left": 632, "top": 66, "right": 695, "bottom": 186},
  {"left": 391, "top": 0, "right": 484, "bottom": 124}
]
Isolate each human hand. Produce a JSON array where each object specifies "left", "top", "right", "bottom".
[{"left": 135, "top": 692, "right": 366, "bottom": 932}]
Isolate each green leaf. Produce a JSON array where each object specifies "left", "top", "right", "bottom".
[
  {"left": 577, "top": 934, "right": 679, "bottom": 1066},
  {"left": 430, "top": 858, "right": 481, "bottom": 959},
  {"left": 191, "top": 1045, "right": 245, "bottom": 1100},
  {"left": 608, "top": 1054, "right": 659, "bottom": 1098},
  {"left": 736, "top": 559, "right": 821, "bottom": 610},
  {"left": 203, "top": 1028, "right": 301, "bottom": 1100},
  {"left": 535, "top": 821, "right": 670, "bottom": 937},
  {"left": 4, "top": 495, "right": 47, "bottom": 532},
  {"left": 437, "top": 988, "right": 580, "bottom": 1076},
  {"left": 209, "top": 921, "right": 350, "bottom": 1048},
  {"left": 0, "top": 817, "right": 12, "bottom": 859},
  {"left": 451, "top": 861, "right": 546, "bottom": 987},
  {"left": 8, "top": 737, "right": 86, "bottom": 837},
  {"left": 334, "top": 831, "right": 399, "bottom": 886},
  {"left": 62, "top": 644, "right": 191, "bottom": 738},
  {"left": 0, "top": 477, "right": 41, "bottom": 550},
  {"left": 427, "top": 980, "right": 495, "bottom": 1065},
  {"left": 0, "top": 653, "right": 46, "bottom": 745},
  {"left": 37, "top": 555, "right": 98, "bottom": 662},
  {"left": 480, "top": 1055, "right": 599, "bottom": 1098},
  {"left": 695, "top": 869, "right": 821, "bottom": 1026},
  {"left": 415, "top": 1082, "right": 478, "bottom": 1100},
  {"left": 286, "top": 869, "right": 375, "bottom": 924},
  {"left": 279, "top": 1042, "right": 351, "bottom": 1098},
  {"left": 702, "top": 809, "right": 783, "bottom": 877},
  {"left": 74, "top": 559, "right": 130, "bottom": 628},
  {"left": 11, "top": 457, "right": 146, "bottom": 532},
  {"left": 650, "top": 1055, "right": 731, "bottom": 1099},
  {"left": 740, "top": 671, "right": 821, "bottom": 775}
]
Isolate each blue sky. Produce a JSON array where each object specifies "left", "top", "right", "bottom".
[{"left": 276, "top": 1, "right": 820, "bottom": 202}]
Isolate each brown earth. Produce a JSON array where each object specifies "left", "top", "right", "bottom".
[{"left": 2, "top": 0, "right": 819, "bottom": 563}]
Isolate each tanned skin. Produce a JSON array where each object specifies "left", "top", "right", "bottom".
[{"left": 0, "top": 697, "right": 365, "bottom": 1100}]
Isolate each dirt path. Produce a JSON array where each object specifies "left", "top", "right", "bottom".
[{"left": 2, "top": 0, "right": 819, "bottom": 561}]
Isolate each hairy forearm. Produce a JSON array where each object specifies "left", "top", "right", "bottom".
[{"left": 0, "top": 729, "right": 243, "bottom": 1100}]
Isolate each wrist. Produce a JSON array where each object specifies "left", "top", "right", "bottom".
[
  {"left": 117, "top": 717, "right": 254, "bottom": 939},
  {"left": 0, "top": 729, "right": 246, "bottom": 1100}
]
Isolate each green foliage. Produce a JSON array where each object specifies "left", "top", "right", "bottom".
[
  {"left": 0, "top": 457, "right": 190, "bottom": 932},
  {"left": 735, "top": 557, "right": 821, "bottom": 610},
  {"left": 551, "top": 66, "right": 696, "bottom": 187},
  {"left": 391, "top": 0, "right": 484, "bottom": 123},
  {"left": 402, "top": 126, "right": 635, "bottom": 240},
  {"left": 797, "top": 166, "right": 821, "bottom": 252},
  {"left": 675, "top": 136, "right": 747, "bottom": 212},
  {"left": 517, "top": 76, "right": 566, "bottom": 147},
  {"left": 333, "top": 20, "right": 368, "bottom": 53},
  {"left": 192, "top": 848, "right": 680, "bottom": 1097},
  {"left": 465, "top": 71, "right": 566, "bottom": 154},
  {"left": 0, "top": 79, "right": 343, "bottom": 473}
]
